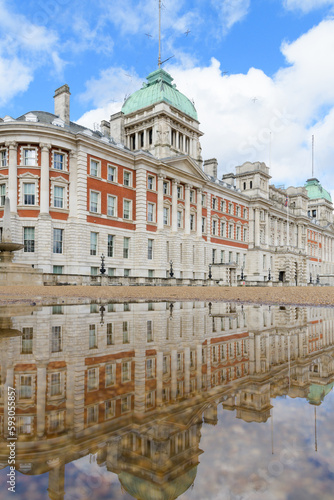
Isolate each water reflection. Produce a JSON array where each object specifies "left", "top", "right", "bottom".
[{"left": 0, "top": 301, "right": 333, "bottom": 499}]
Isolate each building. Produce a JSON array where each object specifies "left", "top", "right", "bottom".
[
  {"left": 1, "top": 301, "right": 333, "bottom": 498},
  {"left": 1, "top": 70, "right": 334, "bottom": 284}
]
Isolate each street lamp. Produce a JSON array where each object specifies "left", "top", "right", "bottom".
[
  {"left": 208, "top": 263, "right": 212, "bottom": 279},
  {"left": 268, "top": 268, "right": 271, "bottom": 281},
  {"left": 310, "top": 273, "right": 313, "bottom": 284},
  {"left": 99, "top": 305, "right": 105, "bottom": 326},
  {"left": 240, "top": 267, "right": 244, "bottom": 280},
  {"left": 100, "top": 254, "right": 106, "bottom": 275},
  {"left": 169, "top": 260, "right": 174, "bottom": 278},
  {"left": 316, "top": 274, "right": 320, "bottom": 284}
]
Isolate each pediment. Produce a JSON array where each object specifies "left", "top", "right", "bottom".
[
  {"left": 18, "top": 172, "right": 39, "bottom": 179},
  {"left": 162, "top": 155, "right": 208, "bottom": 183}
]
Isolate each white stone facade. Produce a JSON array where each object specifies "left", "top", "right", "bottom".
[{"left": 0, "top": 82, "right": 334, "bottom": 284}]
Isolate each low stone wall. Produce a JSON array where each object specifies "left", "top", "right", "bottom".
[{"left": 43, "top": 273, "right": 212, "bottom": 287}]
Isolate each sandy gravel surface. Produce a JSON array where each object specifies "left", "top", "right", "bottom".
[{"left": 0, "top": 285, "right": 334, "bottom": 307}]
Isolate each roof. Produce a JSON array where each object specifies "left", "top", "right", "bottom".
[
  {"left": 118, "top": 466, "right": 197, "bottom": 500},
  {"left": 304, "top": 178, "right": 332, "bottom": 203},
  {"left": 122, "top": 69, "right": 198, "bottom": 120},
  {"left": 307, "top": 382, "right": 334, "bottom": 405}
]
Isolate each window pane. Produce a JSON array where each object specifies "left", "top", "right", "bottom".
[
  {"left": 24, "top": 149, "right": 36, "bottom": 166},
  {"left": 54, "top": 186, "right": 64, "bottom": 208},
  {"left": 54, "top": 153, "right": 64, "bottom": 170},
  {"left": 108, "top": 166, "right": 115, "bottom": 182},
  {"left": 90, "top": 192, "right": 99, "bottom": 213},
  {"left": 123, "top": 200, "right": 130, "bottom": 219},
  {"left": 108, "top": 235, "right": 114, "bottom": 257},
  {"left": 107, "top": 196, "right": 115, "bottom": 216},
  {"left": 23, "top": 183, "right": 35, "bottom": 205},
  {"left": 24, "top": 227, "right": 35, "bottom": 253},
  {"left": 90, "top": 232, "right": 98, "bottom": 256},
  {"left": 53, "top": 229, "right": 63, "bottom": 253}
]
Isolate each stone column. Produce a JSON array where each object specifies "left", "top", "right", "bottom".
[
  {"left": 273, "top": 218, "right": 278, "bottom": 247},
  {"left": 280, "top": 220, "right": 284, "bottom": 246},
  {"left": 196, "top": 344, "right": 202, "bottom": 391},
  {"left": 36, "top": 364, "right": 47, "bottom": 437},
  {"left": 68, "top": 150, "right": 78, "bottom": 219},
  {"left": 196, "top": 188, "right": 202, "bottom": 238},
  {"left": 40, "top": 143, "right": 51, "bottom": 215},
  {"left": 185, "top": 184, "right": 191, "bottom": 235},
  {"left": 264, "top": 212, "right": 269, "bottom": 246},
  {"left": 7, "top": 142, "right": 17, "bottom": 213},
  {"left": 157, "top": 174, "right": 164, "bottom": 230},
  {"left": 249, "top": 208, "right": 254, "bottom": 247},
  {"left": 297, "top": 224, "right": 303, "bottom": 250},
  {"left": 172, "top": 179, "right": 178, "bottom": 233},
  {"left": 254, "top": 209, "right": 260, "bottom": 247}
]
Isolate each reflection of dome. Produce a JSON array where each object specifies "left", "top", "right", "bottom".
[
  {"left": 118, "top": 466, "right": 197, "bottom": 500},
  {"left": 307, "top": 382, "right": 334, "bottom": 405},
  {"left": 122, "top": 69, "right": 198, "bottom": 121},
  {"left": 304, "top": 178, "right": 332, "bottom": 202}
]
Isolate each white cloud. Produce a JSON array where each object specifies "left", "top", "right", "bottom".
[
  {"left": 77, "top": 18, "right": 334, "bottom": 191},
  {"left": 0, "top": 0, "right": 64, "bottom": 107},
  {"left": 213, "top": 0, "right": 251, "bottom": 34},
  {"left": 283, "top": 0, "right": 334, "bottom": 13}
]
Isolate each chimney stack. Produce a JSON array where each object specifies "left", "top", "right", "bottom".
[
  {"left": 54, "top": 84, "right": 71, "bottom": 125},
  {"left": 203, "top": 158, "right": 218, "bottom": 178}
]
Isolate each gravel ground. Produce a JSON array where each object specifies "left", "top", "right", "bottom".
[{"left": 0, "top": 285, "right": 334, "bottom": 307}]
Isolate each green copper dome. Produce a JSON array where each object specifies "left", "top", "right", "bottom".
[
  {"left": 122, "top": 69, "right": 198, "bottom": 120},
  {"left": 304, "top": 178, "right": 332, "bottom": 202},
  {"left": 307, "top": 382, "right": 334, "bottom": 405}
]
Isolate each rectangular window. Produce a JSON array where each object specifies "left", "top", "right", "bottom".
[
  {"left": 212, "top": 249, "right": 216, "bottom": 264},
  {"left": 221, "top": 200, "right": 225, "bottom": 211},
  {"left": 212, "top": 220, "right": 217, "bottom": 235},
  {"left": 236, "top": 226, "right": 240, "bottom": 240},
  {"left": 21, "top": 327, "right": 33, "bottom": 354},
  {"left": 147, "top": 203, "right": 155, "bottom": 222},
  {"left": 122, "top": 361, "right": 131, "bottom": 382},
  {"left": 177, "top": 211, "right": 182, "bottom": 228},
  {"left": 190, "top": 214, "right": 194, "bottom": 231},
  {"left": 121, "top": 395, "right": 131, "bottom": 413},
  {"left": 108, "top": 268, "right": 115, "bottom": 276},
  {"left": 51, "top": 326, "right": 62, "bottom": 353},
  {"left": 50, "top": 372, "right": 61, "bottom": 396},
  {"left": 107, "top": 165, "right": 116, "bottom": 182},
  {"left": 148, "top": 176, "right": 154, "bottom": 190},
  {"left": 201, "top": 194, "right": 206, "bottom": 206},
  {"left": 105, "top": 363, "right": 116, "bottom": 387},
  {"left": 87, "top": 368, "right": 99, "bottom": 391},
  {"left": 87, "top": 405, "right": 98, "bottom": 425},
  {"left": 123, "top": 171, "right": 131, "bottom": 186},
  {"left": 177, "top": 186, "right": 182, "bottom": 199},
  {"left": 148, "top": 239, "right": 153, "bottom": 260},
  {"left": 123, "top": 321, "right": 129, "bottom": 343},
  {"left": 0, "top": 150, "right": 7, "bottom": 167},
  {"left": 228, "top": 224, "right": 233, "bottom": 239},
  {"left": 53, "top": 265, "right": 63, "bottom": 274},
  {"left": 105, "top": 400, "right": 115, "bottom": 419},
  {"left": 89, "top": 324, "right": 97, "bottom": 349},
  {"left": 23, "top": 227, "right": 35, "bottom": 253},
  {"left": 221, "top": 222, "right": 225, "bottom": 237},
  {"left": 163, "top": 207, "right": 169, "bottom": 225},
  {"left": 107, "top": 323, "right": 114, "bottom": 345},
  {"left": 90, "top": 191, "right": 99, "bottom": 213},
  {"left": 54, "top": 152, "right": 64, "bottom": 170},
  {"left": 19, "top": 375, "right": 32, "bottom": 399},
  {"left": 54, "top": 186, "right": 64, "bottom": 208},
  {"left": 202, "top": 217, "right": 206, "bottom": 233},
  {"left": 147, "top": 320, "right": 153, "bottom": 342},
  {"left": 24, "top": 149, "right": 36, "bottom": 166},
  {"left": 0, "top": 184, "right": 5, "bottom": 205},
  {"left": 107, "top": 235, "right": 114, "bottom": 257},
  {"left": 90, "top": 159, "right": 99, "bottom": 177},
  {"left": 228, "top": 203, "right": 233, "bottom": 214},
  {"left": 146, "top": 358, "right": 154, "bottom": 378},
  {"left": 123, "top": 199, "right": 131, "bottom": 219},
  {"left": 107, "top": 195, "right": 116, "bottom": 216},
  {"left": 163, "top": 181, "right": 169, "bottom": 195},
  {"left": 229, "top": 251, "right": 232, "bottom": 263},
  {"left": 123, "top": 237, "right": 129, "bottom": 258},
  {"left": 221, "top": 250, "right": 224, "bottom": 263},
  {"left": 90, "top": 267, "right": 98, "bottom": 275},
  {"left": 212, "top": 198, "right": 216, "bottom": 210},
  {"left": 124, "top": 268, "right": 130, "bottom": 277},
  {"left": 190, "top": 190, "right": 194, "bottom": 203},
  {"left": 53, "top": 228, "right": 63, "bottom": 254},
  {"left": 90, "top": 232, "right": 98, "bottom": 256},
  {"left": 23, "top": 183, "right": 35, "bottom": 205}
]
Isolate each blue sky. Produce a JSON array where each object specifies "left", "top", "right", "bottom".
[{"left": 1, "top": 0, "right": 334, "bottom": 194}]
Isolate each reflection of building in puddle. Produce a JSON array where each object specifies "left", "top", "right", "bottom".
[{"left": 0, "top": 301, "right": 334, "bottom": 499}]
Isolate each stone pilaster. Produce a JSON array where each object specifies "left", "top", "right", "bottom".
[
  {"left": 40, "top": 143, "right": 51, "bottom": 215},
  {"left": 6, "top": 141, "right": 17, "bottom": 213}
]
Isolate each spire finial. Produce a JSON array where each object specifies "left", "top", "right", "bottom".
[{"left": 158, "top": 0, "right": 162, "bottom": 68}]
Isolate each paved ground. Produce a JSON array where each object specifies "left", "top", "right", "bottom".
[{"left": 0, "top": 285, "right": 333, "bottom": 307}]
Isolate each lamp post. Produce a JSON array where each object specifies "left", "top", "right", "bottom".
[
  {"left": 310, "top": 273, "right": 313, "bottom": 284},
  {"left": 169, "top": 260, "right": 174, "bottom": 278},
  {"left": 99, "top": 305, "right": 105, "bottom": 326},
  {"left": 240, "top": 267, "right": 244, "bottom": 280},
  {"left": 208, "top": 263, "right": 212, "bottom": 279},
  {"left": 268, "top": 268, "right": 271, "bottom": 281},
  {"left": 169, "top": 302, "right": 174, "bottom": 319},
  {"left": 100, "top": 254, "right": 106, "bottom": 275},
  {"left": 316, "top": 274, "right": 320, "bottom": 284}
]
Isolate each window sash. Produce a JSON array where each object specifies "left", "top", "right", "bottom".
[
  {"left": 24, "top": 227, "right": 35, "bottom": 252},
  {"left": 54, "top": 186, "right": 64, "bottom": 208},
  {"left": 51, "top": 326, "right": 62, "bottom": 352},
  {"left": 108, "top": 235, "right": 114, "bottom": 257},
  {"left": 24, "top": 149, "right": 36, "bottom": 166},
  {"left": 23, "top": 183, "right": 35, "bottom": 205},
  {"left": 123, "top": 200, "right": 131, "bottom": 219},
  {"left": 123, "top": 237, "right": 129, "bottom": 258},
  {"left": 107, "top": 196, "right": 116, "bottom": 216},
  {"left": 90, "top": 160, "right": 99, "bottom": 176},
  {"left": 0, "top": 150, "right": 7, "bottom": 167},
  {"left": 124, "top": 171, "right": 131, "bottom": 186},
  {"left": 53, "top": 229, "right": 63, "bottom": 254},
  {"left": 90, "top": 192, "right": 99, "bottom": 213},
  {"left": 54, "top": 153, "right": 64, "bottom": 170},
  {"left": 148, "top": 203, "right": 154, "bottom": 222},
  {"left": 90, "top": 232, "right": 98, "bottom": 255},
  {"left": 108, "top": 166, "right": 115, "bottom": 182}
]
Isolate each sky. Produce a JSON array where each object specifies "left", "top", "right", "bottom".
[{"left": 1, "top": 0, "right": 334, "bottom": 195}]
